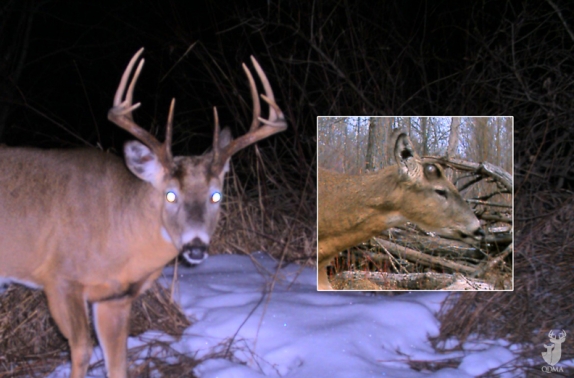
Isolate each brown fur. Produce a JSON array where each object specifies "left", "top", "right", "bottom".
[
  {"left": 0, "top": 49, "right": 286, "bottom": 378},
  {"left": 318, "top": 130, "right": 482, "bottom": 290}
]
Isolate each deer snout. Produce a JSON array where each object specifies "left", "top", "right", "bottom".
[
  {"left": 458, "top": 226, "right": 484, "bottom": 242},
  {"left": 180, "top": 237, "right": 209, "bottom": 265},
  {"left": 474, "top": 228, "right": 485, "bottom": 238}
]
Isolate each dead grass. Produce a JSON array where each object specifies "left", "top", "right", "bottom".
[
  {"left": 211, "top": 161, "right": 316, "bottom": 265},
  {"left": 434, "top": 189, "right": 574, "bottom": 375},
  {"left": 0, "top": 281, "right": 191, "bottom": 377}
]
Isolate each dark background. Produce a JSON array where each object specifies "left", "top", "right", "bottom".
[
  {"left": 3, "top": 0, "right": 567, "bottom": 168},
  {"left": 1, "top": 1, "right": 287, "bottom": 153},
  {"left": 2, "top": 0, "right": 574, "bottom": 227}
]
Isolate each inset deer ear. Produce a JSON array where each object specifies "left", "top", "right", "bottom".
[
  {"left": 393, "top": 131, "right": 422, "bottom": 181},
  {"left": 218, "top": 127, "right": 233, "bottom": 173}
]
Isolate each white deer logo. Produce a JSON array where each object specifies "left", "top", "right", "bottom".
[{"left": 542, "top": 329, "right": 566, "bottom": 366}]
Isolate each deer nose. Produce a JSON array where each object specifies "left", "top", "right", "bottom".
[
  {"left": 180, "top": 237, "right": 209, "bottom": 265},
  {"left": 474, "top": 228, "right": 485, "bottom": 238}
]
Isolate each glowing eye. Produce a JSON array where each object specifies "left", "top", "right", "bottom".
[
  {"left": 210, "top": 191, "right": 222, "bottom": 204},
  {"left": 166, "top": 191, "right": 177, "bottom": 203}
]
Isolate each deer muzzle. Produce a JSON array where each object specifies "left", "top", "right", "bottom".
[{"left": 180, "top": 237, "right": 209, "bottom": 265}]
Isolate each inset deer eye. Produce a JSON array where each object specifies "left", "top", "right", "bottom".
[
  {"left": 424, "top": 164, "right": 441, "bottom": 179},
  {"left": 210, "top": 192, "right": 222, "bottom": 204},
  {"left": 435, "top": 189, "right": 448, "bottom": 199},
  {"left": 166, "top": 191, "right": 177, "bottom": 203}
]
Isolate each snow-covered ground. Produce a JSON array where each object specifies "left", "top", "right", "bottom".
[{"left": 48, "top": 252, "right": 525, "bottom": 377}]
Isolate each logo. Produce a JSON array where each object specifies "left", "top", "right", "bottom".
[{"left": 541, "top": 329, "right": 566, "bottom": 373}]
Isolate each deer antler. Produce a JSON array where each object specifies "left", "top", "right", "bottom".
[
  {"left": 108, "top": 48, "right": 174, "bottom": 168},
  {"left": 212, "top": 56, "right": 287, "bottom": 171}
]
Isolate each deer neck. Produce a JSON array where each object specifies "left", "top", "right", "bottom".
[
  {"left": 319, "top": 167, "right": 406, "bottom": 256},
  {"left": 350, "top": 169, "right": 405, "bottom": 231},
  {"left": 109, "top": 173, "right": 178, "bottom": 271}
]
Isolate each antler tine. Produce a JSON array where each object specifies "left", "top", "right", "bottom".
[
  {"left": 165, "top": 98, "right": 175, "bottom": 163},
  {"left": 242, "top": 61, "right": 261, "bottom": 133},
  {"left": 108, "top": 48, "right": 173, "bottom": 168},
  {"left": 113, "top": 48, "right": 144, "bottom": 118},
  {"left": 212, "top": 106, "right": 220, "bottom": 163},
  {"left": 213, "top": 57, "right": 287, "bottom": 170},
  {"left": 249, "top": 56, "right": 281, "bottom": 123}
]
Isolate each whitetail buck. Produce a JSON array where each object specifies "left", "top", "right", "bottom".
[
  {"left": 318, "top": 129, "right": 483, "bottom": 290},
  {"left": 0, "top": 48, "right": 286, "bottom": 378}
]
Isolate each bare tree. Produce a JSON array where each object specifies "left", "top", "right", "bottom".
[{"left": 447, "top": 117, "right": 461, "bottom": 158}]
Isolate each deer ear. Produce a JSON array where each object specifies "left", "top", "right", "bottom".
[
  {"left": 393, "top": 132, "right": 421, "bottom": 180},
  {"left": 218, "top": 128, "right": 233, "bottom": 173},
  {"left": 124, "top": 140, "right": 165, "bottom": 187}
]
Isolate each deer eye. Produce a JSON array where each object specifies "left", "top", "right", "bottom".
[
  {"left": 435, "top": 189, "right": 448, "bottom": 199},
  {"left": 424, "top": 164, "right": 440, "bottom": 179},
  {"left": 165, "top": 190, "right": 177, "bottom": 203},
  {"left": 210, "top": 191, "right": 222, "bottom": 204}
]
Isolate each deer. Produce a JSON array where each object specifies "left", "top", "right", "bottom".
[
  {"left": 318, "top": 129, "right": 483, "bottom": 290},
  {"left": 0, "top": 48, "right": 286, "bottom": 378},
  {"left": 542, "top": 329, "right": 567, "bottom": 366}
]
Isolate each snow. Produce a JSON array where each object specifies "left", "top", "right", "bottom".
[
  {"left": 47, "top": 252, "right": 522, "bottom": 377},
  {"left": 458, "top": 346, "right": 514, "bottom": 376}
]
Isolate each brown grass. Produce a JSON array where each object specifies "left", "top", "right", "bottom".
[
  {"left": 210, "top": 157, "right": 316, "bottom": 265},
  {"left": 0, "top": 281, "right": 191, "bottom": 377},
  {"left": 434, "top": 189, "right": 574, "bottom": 376}
]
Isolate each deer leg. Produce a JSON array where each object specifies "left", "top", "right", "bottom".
[
  {"left": 318, "top": 257, "right": 334, "bottom": 290},
  {"left": 93, "top": 297, "right": 133, "bottom": 378},
  {"left": 44, "top": 282, "right": 92, "bottom": 378}
]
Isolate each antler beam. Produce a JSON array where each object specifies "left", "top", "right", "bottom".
[
  {"left": 108, "top": 48, "right": 174, "bottom": 169},
  {"left": 212, "top": 56, "right": 287, "bottom": 171}
]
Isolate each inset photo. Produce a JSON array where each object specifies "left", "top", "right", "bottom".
[{"left": 317, "top": 117, "right": 513, "bottom": 291}]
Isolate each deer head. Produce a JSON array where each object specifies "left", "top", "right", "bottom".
[{"left": 108, "top": 48, "right": 287, "bottom": 264}]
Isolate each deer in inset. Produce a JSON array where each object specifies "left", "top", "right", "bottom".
[
  {"left": 318, "top": 129, "right": 483, "bottom": 290},
  {"left": 0, "top": 48, "right": 286, "bottom": 378}
]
